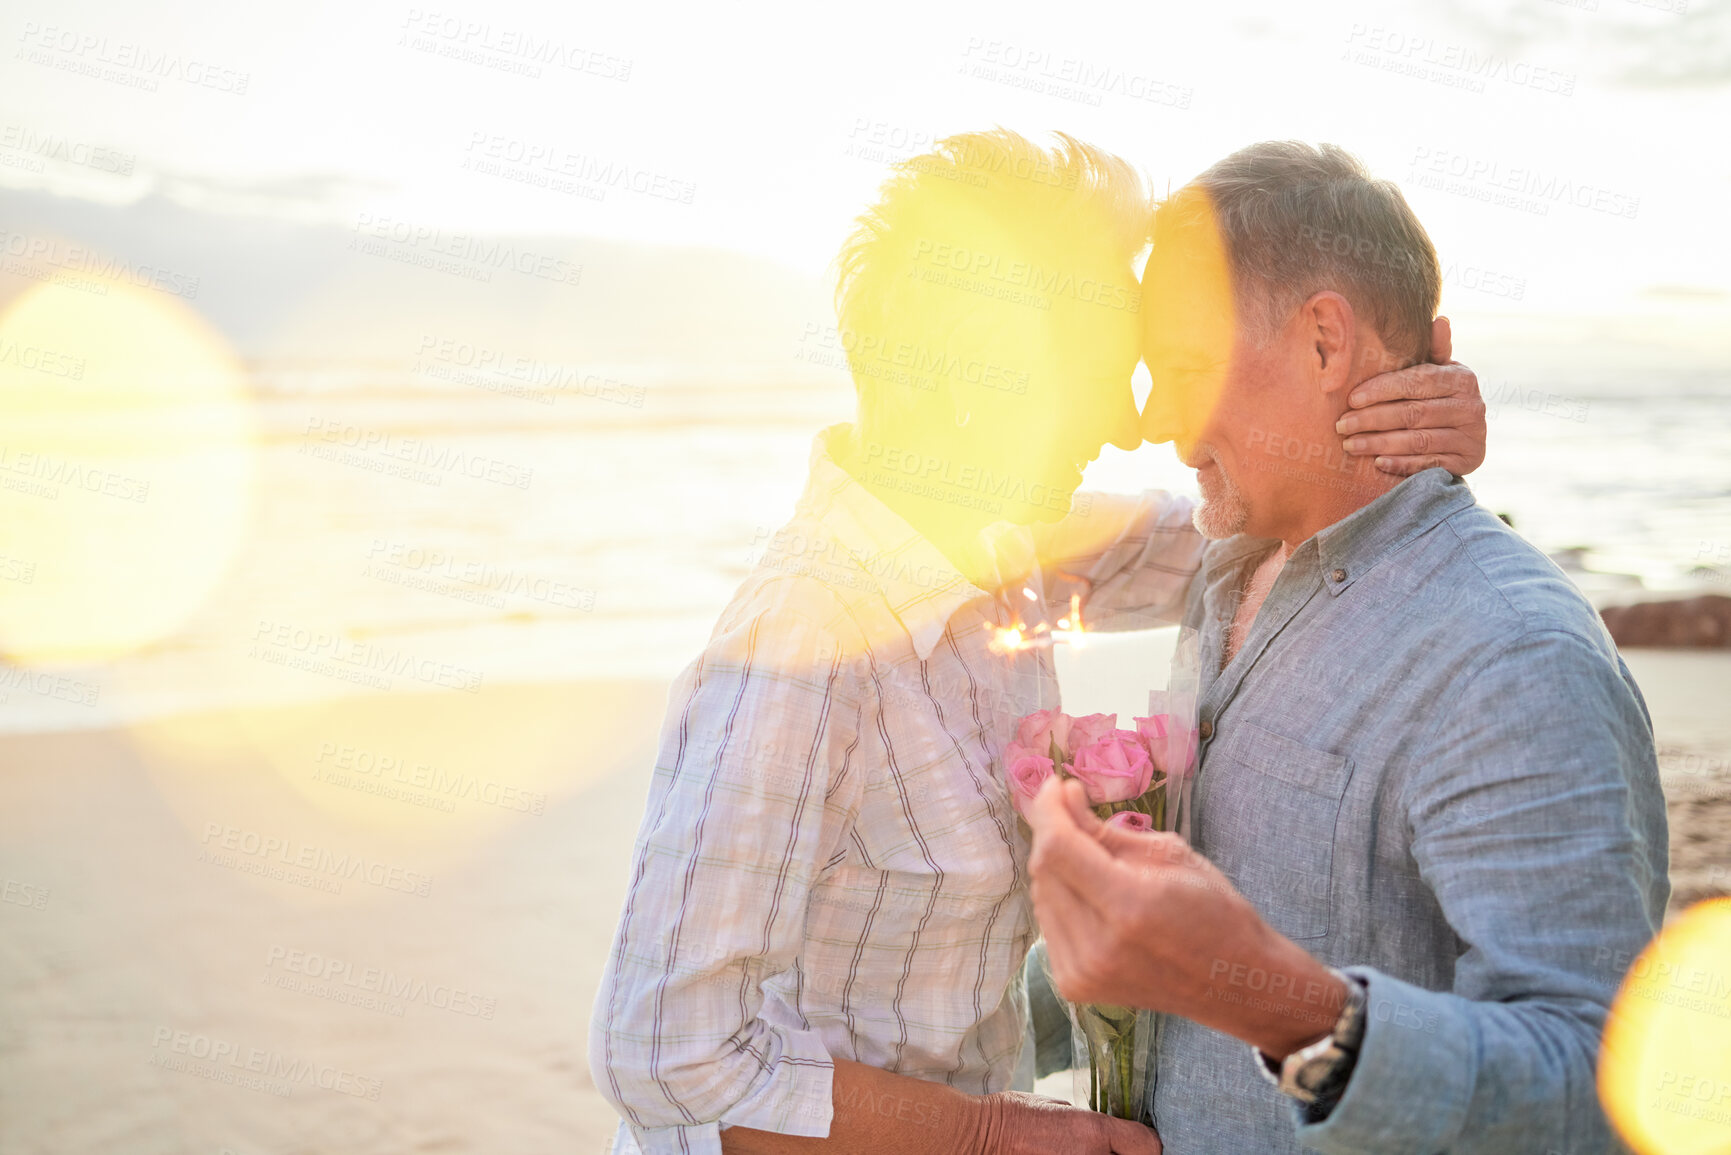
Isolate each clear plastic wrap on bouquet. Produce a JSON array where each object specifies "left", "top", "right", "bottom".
[
  {"left": 1067, "top": 999, "right": 1156, "bottom": 1124},
  {"left": 1040, "top": 625, "right": 1202, "bottom": 1126},
  {"left": 1148, "top": 625, "right": 1203, "bottom": 839}
]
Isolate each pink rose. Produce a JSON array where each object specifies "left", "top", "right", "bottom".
[
  {"left": 1106, "top": 810, "right": 1154, "bottom": 834},
  {"left": 1066, "top": 713, "right": 1119, "bottom": 752},
  {"left": 1015, "top": 710, "right": 1072, "bottom": 761},
  {"left": 1069, "top": 730, "right": 1155, "bottom": 805},
  {"left": 1134, "top": 714, "right": 1170, "bottom": 745},
  {"left": 1135, "top": 714, "right": 1173, "bottom": 776},
  {"left": 1134, "top": 713, "right": 1195, "bottom": 780},
  {"left": 1006, "top": 752, "right": 1055, "bottom": 816}
]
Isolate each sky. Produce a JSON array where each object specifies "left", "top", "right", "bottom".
[{"left": 2, "top": 0, "right": 1730, "bottom": 323}]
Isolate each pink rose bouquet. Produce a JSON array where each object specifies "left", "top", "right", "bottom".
[
  {"left": 1005, "top": 708, "right": 1186, "bottom": 1128},
  {"left": 1004, "top": 709, "right": 1177, "bottom": 831}
]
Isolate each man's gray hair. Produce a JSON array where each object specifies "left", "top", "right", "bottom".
[{"left": 1160, "top": 141, "right": 1441, "bottom": 364}]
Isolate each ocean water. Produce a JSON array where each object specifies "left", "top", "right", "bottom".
[{"left": 1, "top": 362, "right": 1726, "bottom": 734}]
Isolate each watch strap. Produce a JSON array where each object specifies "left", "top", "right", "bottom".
[{"left": 1252, "top": 969, "right": 1367, "bottom": 1110}]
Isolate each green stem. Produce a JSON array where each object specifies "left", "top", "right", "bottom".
[{"left": 1121, "top": 1032, "right": 1133, "bottom": 1118}]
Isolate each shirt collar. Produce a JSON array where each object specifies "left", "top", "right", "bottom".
[
  {"left": 799, "top": 425, "right": 1009, "bottom": 661},
  {"left": 1312, "top": 467, "right": 1477, "bottom": 595}
]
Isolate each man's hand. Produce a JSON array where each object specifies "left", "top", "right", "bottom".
[
  {"left": 1027, "top": 777, "right": 1348, "bottom": 1061},
  {"left": 1337, "top": 316, "right": 1488, "bottom": 478}
]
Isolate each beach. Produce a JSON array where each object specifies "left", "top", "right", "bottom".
[
  {"left": 0, "top": 680, "right": 668, "bottom": 1154},
  {"left": 1, "top": 650, "right": 1725, "bottom": 1154}
]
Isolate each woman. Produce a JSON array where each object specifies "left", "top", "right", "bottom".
[{"left": 588, "top": 129, "right": 1485, "bottom": 1155}]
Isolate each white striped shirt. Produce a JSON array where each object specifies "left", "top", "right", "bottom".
[{"left": 590, "top": 426, "right": 1201, "bottom": 1154}]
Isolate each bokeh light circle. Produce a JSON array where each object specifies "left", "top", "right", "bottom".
[{"left": 0, "top": 277, "right": 255, "bottom": 664}]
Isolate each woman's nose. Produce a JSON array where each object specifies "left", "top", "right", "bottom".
[
  {"left": 1140, "top": 382, "right": 1183, "bottom": 447},
  {"left": 1106, "top": 396, "right": 1143, "bottom": 452}
]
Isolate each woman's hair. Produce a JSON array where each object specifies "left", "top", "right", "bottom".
[{"left": 833, "top": 129, "right": 1149, "bottom": 433}]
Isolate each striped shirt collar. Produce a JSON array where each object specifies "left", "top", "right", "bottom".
[{"left": 801, "top": 425, "right": 1033, "bottom": 661}]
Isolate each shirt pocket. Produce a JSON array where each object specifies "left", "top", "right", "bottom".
[{"left": 1201, "top": 720, "right": 1352, "bottom": 941}]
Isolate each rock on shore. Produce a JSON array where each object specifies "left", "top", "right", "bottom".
[{"left": 1601, "top": 595, "right": 1731, "bottom": 648}]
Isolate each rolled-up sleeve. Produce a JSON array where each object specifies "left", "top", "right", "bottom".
[
  {"left": 1036, "top": 490, "right": 1204, "bottom": 631},
  {"left": 588, "top": 601, "right": 866, "bottom": 1155},
  {"left": 1295, "top": 629, "right": 1668, "bottom": 1154}
]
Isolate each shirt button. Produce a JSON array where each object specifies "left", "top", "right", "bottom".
[
  {"left": 1199, "top": 720, "right": 1214, "bottom": 741},
  {"left": 1331, "top": 568, "right": 1348, "bottom": 583}
]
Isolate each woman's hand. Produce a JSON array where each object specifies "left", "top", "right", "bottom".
[{"left": 1336, "top": 317, "right": 1489, "bottom": 477}]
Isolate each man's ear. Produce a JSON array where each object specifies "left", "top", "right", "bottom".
[{"left": 1303, "top": 291, "right": 1355, "bottom": 396}]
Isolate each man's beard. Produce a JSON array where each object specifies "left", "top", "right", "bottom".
[{"left": 1192, "top": 448, "right": 1251, "bottom": 540}]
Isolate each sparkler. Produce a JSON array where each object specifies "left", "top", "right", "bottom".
[{"left": 990, "top": 588, "right": 1087, "bottom": 654}]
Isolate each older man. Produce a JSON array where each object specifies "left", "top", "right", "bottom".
[
  {"left": 1027, "top": 141, "right": 1668, "bottom": 1153},
  {"left": 590, "top": 131, "right": 1490, "bottom": 1155}
]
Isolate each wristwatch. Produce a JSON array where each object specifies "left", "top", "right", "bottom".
[{"left": 1252, "top": 969, "right": 1368, "bottom": 1119}]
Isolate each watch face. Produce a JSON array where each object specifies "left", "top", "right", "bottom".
[{"left": 1296, "top": 1049, "right": 1348, "bottom": 1099}]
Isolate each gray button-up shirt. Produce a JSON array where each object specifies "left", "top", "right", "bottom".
[{"left": 1039, "top": 468, "right": 1669, "bottom": 1153}]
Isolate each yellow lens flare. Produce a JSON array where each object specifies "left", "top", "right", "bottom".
[
  {"left": 1142, "top": 189, "right": 1235, "bottom": 454},
  {"left": 123, "top": 682, "right": 650, "bottom": 894},
  {"left": 0, "top": 276, "right": 254, "bottom": 665},
  {"left": 1599, "top": 898, "right": 1731, "bottom": 1154}
]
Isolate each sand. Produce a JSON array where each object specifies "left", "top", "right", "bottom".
[
  {"left": 0, "top": 681, "right": 670, "bottom": 1155},
  {"left": 1, "top": 653, "right": 1725, "bottom": 1153}
]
